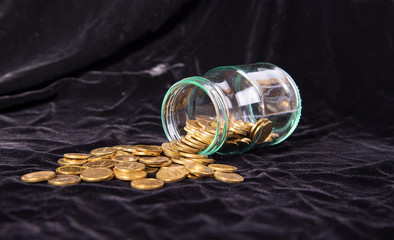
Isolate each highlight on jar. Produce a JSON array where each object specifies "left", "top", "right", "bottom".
[{"left": 161, "top": 62, "right": 302, "bottom": 155}]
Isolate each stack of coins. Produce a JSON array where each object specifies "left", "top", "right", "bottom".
[{"left": 21, "top": 116, "right": 278, "bottom": 190}]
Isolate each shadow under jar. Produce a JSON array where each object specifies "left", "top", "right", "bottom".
[{"left": 161, "top": 62, "right": 302, "bottom": 155}]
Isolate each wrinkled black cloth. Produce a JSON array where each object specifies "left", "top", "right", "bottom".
[{"left": 1, "top": 0, "right": 394, "bottom": 239}]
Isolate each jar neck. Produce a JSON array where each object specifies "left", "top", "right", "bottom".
[{"left": 161, "top": 76, "right": 230, "bottom": 155}]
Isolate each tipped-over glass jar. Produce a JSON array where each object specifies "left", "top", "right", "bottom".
[{"left": 161, "top": 62, "right": 301, "bottom": 155}]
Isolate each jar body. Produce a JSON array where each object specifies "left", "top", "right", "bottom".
[{"left": 161, "top": 63, "right": 301, "bottom": 155}]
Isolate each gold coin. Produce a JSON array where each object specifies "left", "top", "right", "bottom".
[
  {"left": 112, "top": 155, "right": 139, "bottom": 162},
  {"left": 87, "top": 155, "right": 112, "bottom": 162},
  {"left": 248, "top": 118, "right": 265, "bottom": 139},
  {"left": 181, "top": 136, "right": 206, "bottom": 150},
  {"left": 144, "top": 167, "right": 159, "bottom": 174},
  {"left": 112, "top": 145, "right": 130, "bottom": 150},
  {"left": 254, "top": 120, "right": 273, "bottom": 143},
  {"left": 114, "top": 150, "right": 134, "bottom": 156},
  {"left": 185, "top": 134, "right": 209, "bottom": 147},
  {"left": 56, "top": 165, "right": 84, "bottom": 175},
  {"left": 208, "top": 164, "right": 237, "bottom": 173},
  {"left": 21, "top": 171, "right": 56, "bottom": 183},
  {"left": 113, "top": 169, "right": 147, "bottom": 181},
  {"left": 156, "top": 167, "right": 187, "bottom": 183},
  {"left": 48, "top": 175, "right": 81, "bottom": 186},
  {"left": 58, "top": 158, "right": 87, "bottom": 166},
  {"left": 145, "top": 159, "right": 172, "bottom": 168},
  {"left": 139, "top": 156, "right": 169, "bottom": 166},
  {"left": 135, "top": 145, "right": 162, "bottom": 153},
  {"left": 121, "top": 145, "right": 137, "bottom": 153},
  {"left": 114, "top": 162, "right": 145, "bottom": 173},
  {"left": 132, "top": 151, "right": 161, "bottom": 157},
  {"left": 191, "top": 133, "right": 213, "bottom": 145},
  {"left": 187, "top": 173, "right": 204, "bottom": 180},
  {"left": 161, "top": 142, "right": 180, "bottom": 159},
  {"left": 80, "top": 168, "right": 114, "bottom": 182},
  {"left": 161, "top": 163, "right": 185, "bottom": 170},
  {"left": 180, "top": 157, "right": 213, "bottom": 165},
  {"left": 63, "top": 153, "right": 91, "bottom": 159},
  {"left": 131, "top": 178, "right": 164, "bottom": 190},
  {"left": 179, "top": 152, "right": 208, "bottom": 159},
  {"left": 214, "top": 172, "right": 244, "bottom": 183},
  {"left": 83, "top": 159, "right": 116, "bottom": 169},
  {"left": 171, "top": 140, "right": 200, "bottom": 153},
  {"left": 184, "top": 162, "right": 214, "bottom": 177},
  {"left": 90, "top": 147, "right": 117, "bottom": 156}
]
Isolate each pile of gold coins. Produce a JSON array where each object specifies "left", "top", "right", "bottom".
[{"left": 21, "top": 116, "right": 278, "bottom": 190}]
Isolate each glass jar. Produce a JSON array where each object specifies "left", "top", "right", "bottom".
[{"left": 161, "top": 62, "right": 301, "bottom": 155}]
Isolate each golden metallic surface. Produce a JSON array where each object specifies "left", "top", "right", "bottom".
[
  {"left": 58, "top": 158, "right": 88, "bottom": 166},
  {"left": 181, "top": 136, "right": 206, "bottom": 150},
  {"left": 80, "top": 168, "right": 114, "bottom": 182},
  {"left": 83, "top": 159, "right": 116, "bottom": 169},
  {"left": 139, "top": 156, "right": 169, "bottom": 165},
  {"left": 48, "top": 175, "right": 81, "bottom": 186},
  {"left": 214, "top": 171, "right": 244, "bottom": 183},
  {"left": 87, "top": 155, "right": 112, "bottom": 162},
  {"left": 131, "top": 178, "right": 164, "bottom": 190},
  {"left": 114, "top": 150, "right": 134, "bottom": 156},
  {"left": 21, "top": 171, "right": 56, "bottom": 183},
  {"left": 112, "top": 145, "right": 131, "bottom": 150},
  {"left": 187, "top": 173, "right": 204, "bottom": 180},
  {"left": 113, "top": 169, "right": 147, "bottom": 181},
  {"left": 270, "top": 132, "right": 279, "bottom": 139},
  {"left": 63, "top": 153, "right": 91, "bottom": 159},
  {"left": 208, "top": 164, "right": 237, "bottom": 173},
  {"left": 185, "top": 134, "right": 208, "bottom": 147},
  {"left": 184, "top": 162, "right": 214, "bottom": 177},
  {"left": 114, "top": 162, "right": 145, "bottom": 173},
  {"left": 132, "top": 151, "right": 161, "bottom": 157},
  {"left": 196, "top": 119, "right": 212, "bottom": 128},
  {"left": 90, "top": 147, "right": 117, "bottom": 156},
  {"left": 135, "top": 145, "right": 162, "bottom": 153},
  {"left": 112, "top": 155, "right": 139, "bottom": 162},
  {"left": 191, "top": 133, "right": 213, "bottom": 145},
  {"left": 181, "top": 157, "right": 214, "bottom": 165},
  {"left": 248, "top": 118, "right": 265, "bottom": 139},
  {"left": 179, "top": 152, "right": 208, "bottom": 159},
  {"left": 162, "top": 142, "right": 181, "bottom": 158},
  {"left": 171, "top": 140, "right": 200, "bottom": 153},
  {"left": 56, "top": 165, "right": 84, "bottom": 175},
  {"left": 160, "top": 163, "right": 185, "bottom": 170},
  {"left": 121, "top": 145, "right": 137, "bottom": 153},
  {"left": 156, "top": 167, "right": 187, "bottom": 183},
  {"left": 254, "top": 120, "right": 273, "bottom": 144},
  {"left": 146, "top": 159, "right": 172, "bottom": 168},
  {"left": 171, "top": 158, "right": 187, "bottom": 165},
  {"left": 144, "top": 166, "right": 159, "bottom": 174}
]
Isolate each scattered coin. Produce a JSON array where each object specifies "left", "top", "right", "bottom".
[
  {"left": 114, "top": 169, "right": 147, "bottom": 181},
  {"left": 135, "top": 145, "right": 162, "bottom": 153},
  {"left": 58, "top": 158, "right": 88, "bottom": 166},
  {"left": 83, "top": 159, "right": 116, "bottom": 169},
  {"left": 131, "top": 178, "right": 164, "bottom": 190},
  {"left": 214, "top": 172, "right": 244, "bottom": 183},
  {"left": 21, "top": 171, "right": 56, "bottom": 183},
  {"left": 112, "top": 155, "right": 139, "bottom": 162},
  {"left": 156, "top": 167, "right": 187, "bottom": 183},
  {"left": 80, "top": 168, "right": 114, "bottom": 182},
  {"left": 208, "top": 164, "right": 237, "bottom": 173},
  {"left": 90, "top": 147, "right": 117, "bottom": 156},
  {"left": 48, "top": 175, "right": 81, "bottom": 186},
  {"left": 56, "top": 165, "right": 84, "bottom": 175},
  {"left": 184, "top": 162, "right": 214, "bottom": 177},
  {"left": 114, "top": 162, "right": 145, "bottom": 173},
  {"left": 132, "top": 151, "right": 161, "bottom": 157},
  {"left": 63, "top": 153, "right": 91, "bottom": 159}
]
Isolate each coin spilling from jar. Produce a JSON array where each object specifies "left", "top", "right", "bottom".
[{"left": 21, "top": 116, "right": 278, "bottom": 190}]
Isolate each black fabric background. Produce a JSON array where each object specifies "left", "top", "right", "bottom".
[{"left": 1, "top": 0, "right": 394, "bottom": 239}]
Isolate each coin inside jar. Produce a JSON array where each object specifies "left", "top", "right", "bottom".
[
  {"left": 48, "top": 175, "right": 81, "bottom": 186},
  {"left": 21, "top": 171, "right": 56, "bottom": 183},
  {"left": 131, "top": 178, "right": 164, "bottom": 190},
  {"left": 80, "top": 168, "right": 114, "bottom": 182}
]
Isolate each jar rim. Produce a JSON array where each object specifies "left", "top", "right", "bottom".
[{"left": 161, "top": 76, "right": 229, "bottom": 155}]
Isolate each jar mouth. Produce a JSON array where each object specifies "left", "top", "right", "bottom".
[{"left": 161, "top": 76, "right": 229, "bottom": 155}]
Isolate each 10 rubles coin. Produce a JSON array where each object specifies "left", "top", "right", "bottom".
[
  {"left": 48, "top": 175, "right": 81, "bottom": 186},
  {"left": 21, "top": 171, "right": 56, "bottom": 183},
  {"left": 156, "top": 167, "right": 187, "bottom": 183},
  {"left": 80, "top": 168, "right": 114, "bottom": 182},
  {"left": 131, "top": 178, "right": 164, "bottom": 190},
  {"left": 214, "top": 171, "right": 244, "bottom": 183},
  {"left": 56, "top": 165, "right": 84, "bottom": 175}
]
